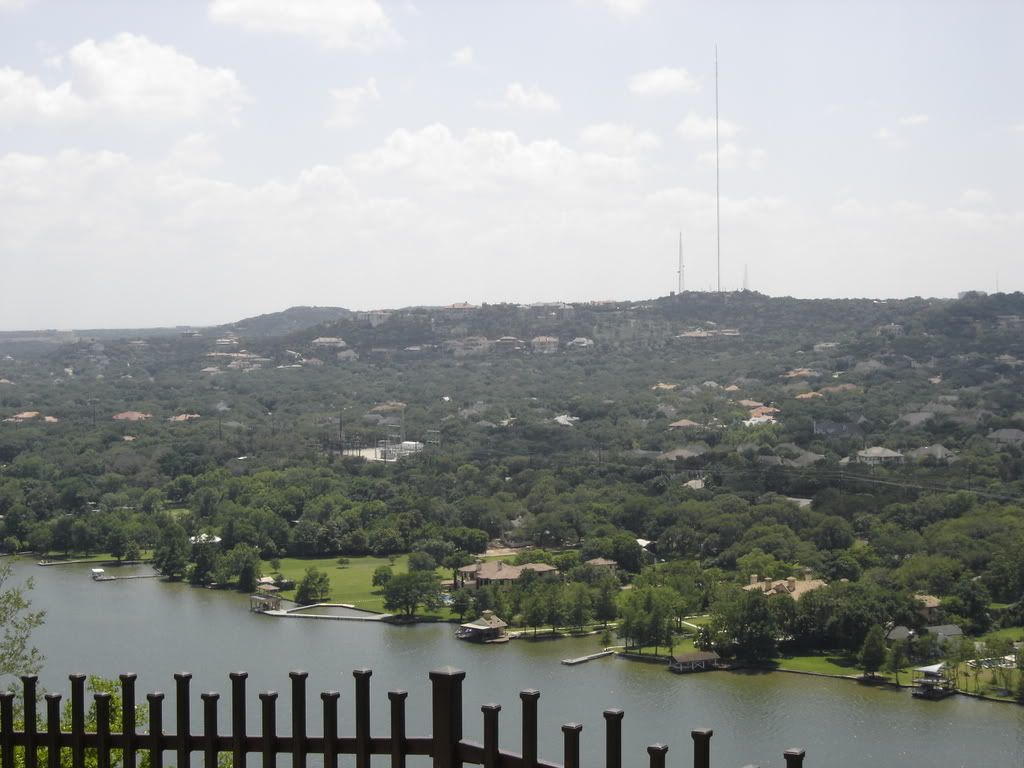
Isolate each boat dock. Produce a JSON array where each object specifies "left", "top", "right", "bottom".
[{"left": 561, "top": 650, "right": 615, "bottom": 666}]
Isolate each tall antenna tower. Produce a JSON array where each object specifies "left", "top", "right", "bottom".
[
  {"left": 743, "top": 264, "right": 748, "bottom": 292},
  {"left": 678, "top": 232, "right": 685, "bottom": 293},
  {"left": 715, "top": 45, "right": 721, "bottom": 294}
]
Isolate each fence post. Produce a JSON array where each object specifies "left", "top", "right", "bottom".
[
  {"left": 259, "top": 692, "right": 278, "bottom": 768},
  {"left": 603, "top": 709, "right": 624, "bottom": 768},
  {"left": 429, "top": 668, "right": 465, "bottom": 768},
  {"left": 95, "top": 693, "right": 111, "bottom": 768},
  {"left": 201, "top": 693, "right": 219, "bottom": 768},
  {"left": 120, "top": 674, "right": 137, "bottom": 768},
  {"left": 146, "top": 693, "right": 164, "bottom": 768},
  {"left": 45, "top": 694, "right": 61, "bottom": 768},
  {"left": 561, "top": 723, "right": 582, "bottom": 768},
  {"left": 21, "top": 676, "right": 37, "bottom": 768},
  {"left": 230, "top": 673, "right": 248, "bottom": 768},
  {"left": 519, "top": 690, "right": 539, "bottom": 768},
  {"left": 174, "top": 674, "right": 192, "bottom": 768},
  {"left": 389, "top": 691, "right": 408, "bottom": 768},
  {"left": 70, "top": 675, "right": 86, "bottom": 768},
  {"left": 354, "top": 670, "right": 372, "bottom": 768},
  {"left": 322, "top": 692, "right": 340, "bottom": 768},
  {"left": 1, "top": 692, "right": 14, "bottom": 768},
  {"left": 647, "top": 744, "right": 668, "bottom": 768},
  {"left": 784, "top": 748, "right": 806, "bottom": 768},
  {"left": 481, "top": 705, "right": 500, "bottom": 768},
  {"left": 691, "top": 729, "right": 713, "bottom": 768},
  {"left": 290, "top": 672, "right": 308, "bottom": 768}
]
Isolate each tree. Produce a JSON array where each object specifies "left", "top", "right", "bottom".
[
  {"left": 296, "top": 567, "right": 331, "bottom": 604},
  {"left": 407, "top": 551, "right": 438, "bottom": 572},
  {"left": 859, "top": 625, "right": 886, "bottom": 678},
  {"left": 372, "top": 565, "right": 393, "bottom": 588},
  {"left": 1, "top": 560, "right": 44, "bottom": 682},
  {"left": 564, "top": 582, "right": 593, "bottom": 632},
  {"left": 383, "top": 571, "right": 440, "bottom": 616},
  {"left": 708, "top": 589, "right": 778, "bottom": 661},
  {"left": 451, "top": 589, "right": 473, "bottom": 622},
  {"left": 152, "top": 519, "right": 190, "bottom": 579},
  {"left": 885, "top": 640, "right": 907, "bottom": 686}
]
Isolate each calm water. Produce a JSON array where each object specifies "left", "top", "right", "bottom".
[{"left": 8, "top": 560, "right": 1024, "bottom": 768}]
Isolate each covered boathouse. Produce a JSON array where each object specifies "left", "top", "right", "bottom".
[{"left": 456, "top": 610, "right": 509, "bottom": 643}]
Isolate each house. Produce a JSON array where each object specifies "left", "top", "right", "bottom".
[
  {"left": 922, "top": 624, "right": 963, "bottom": 645},
  {"left": 856, "top": 447, "right": 904, "bottom": 466},
  {"left": 743, "top": 569, "right": 827, "bottom": 600},
  {"left": 493, "top": 336, "right": 526, "bottom": 353},
  {"left": 456, "top": 561, "right": 558, "bottom": 587},
  {"left": 987, "top": 428, "right": 1024, "bottom": 447},
  {"left": 456, "top": 610, "right": 509, "bottom": 643},
  {"left": 669, "top": 651, "right": 719, "bottom": 673},
  {"left": 585, "top": 557, "right": 619, "bottom": 571},
  {"left": 912, "top": 663, "right": 955, "bottom": 699},
  {"left": 531, "top": 336, "right": 560, "bottom": 354},
  {"left": 885, "top": 625, "right": 914, "bottom": 643},
  {"left": 914, "top": 594, "right": 942, "bottom": 623},
  {"left": 668, "top": 418, "right": 701, "bottom": 429},
  {"left": 566, "top": 337, "right": 594, "bottom": 349},
  {"left": 906, "top": 445, "right": 956, "bottom": 464},
  {"left": 311, "top": 337, "right": 348, "bottom": 348}
]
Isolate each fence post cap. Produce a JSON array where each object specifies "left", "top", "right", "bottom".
[
  {"left": 200, "top": 692, "right": 220, "bottom": 701},
  {"left": 429, "top": 667, "right": 466, "bottom": 681},
  {"left": 481, "top": 703, "right": 502, "bottom": 713},
  {"left": 119, "top": 673, "right": 138, "bottom": 682},
  {"left": 647, "top": 744, "right": 668, "bottom": 754},
  {"left": 321, "top": 691, "right": 341, "bottom": 701},
  {"left": 603, "top": 708, "right": 624, "bottom": 721},
  {"left": 20, "top": 675, "right": 38, "bottom": 683},
  {"left": 691, "top": 728, "right": 713, "bottom": 738},
  {"left": 0, "top": 692, "right": 14, "bottom": 701},
  {"left": 93, "top": 692, "right": 111, "bottom": 701},
  {"left": 258, "top": 691, "right": 279, "bottom": 700},
  {"left": 44, "top": 693, "right": 62, "bottom": 701},
  {"left": 388, "top": 690, "right": 409, "bottom": 700},
  {"left": 229, "top": 671, "right": 249, "bottom": 680},
  {"left": 519, "top": 689, "right": 540, "bottom": 701},
  {"left": 784, "top": 748, "right": 806, "bottom": 757},
  {"left": 69, "top": 674, "right": 87, "bottom": 682},
  {"left": 173, "top": 672, "right": 192, "bottom": 681},
  {"left": 289, "top": 670, "right": 309, "bottom": 680},
  {"left": 561, "top": 722, "right": 583, "bottom": 733},
  {"left": 146, "top": 692, "right": 165, "bottom": 701},
  {"left": 353, "top": 668, "right": 374, "bottom": 679}
]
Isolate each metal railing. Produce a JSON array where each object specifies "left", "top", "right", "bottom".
[{"left": 0, "top": 669, "right": 807, "bottom": 768}]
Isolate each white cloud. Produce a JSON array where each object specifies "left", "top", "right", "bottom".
[
  {"left": 696, "top": 143, "right": 765, "bottom": 171},
  {"left": 629, "top": 67, "right": 700, "bottom": 95},
  {"left": 208, "top": 0, "right": 398, "bottom": 51},
  {"left": 898, "top": 114, "right": 929, "bottom": 126},
  {"left": 326, "top": 78, "right": 380, "bottom": 128},
  {"left": 499, "top": 83, "right": 559, "bottom": 112},
  {"left": 0, "top": 0, "right": 32, "bottom": 9},
  {"left": 165, "top": 133, "right": 223, "bottom": 172},
  {"left": 678, "top": 112, "right": 737, "bottom": 140},
  {"left": 874, "top": 126, "right": 903, "bottom": 148},
  {"left": 960, "top": 188, "right": 992, "bottom": 206},
  {"left": 0, "top": 67, "right": 85, "bottom": 120},
  {"left": 450, "top": 46, "right": 474, "bottom": 67},
  {"left": 69, "top": 34, "right": 244, "bottom": 120},
  {"left": 597, "top": 0, "right": 650, "bottom": 15},
  {"left": 0, "top": 34, "right": 243, "bottom": 123},
  {"left": 1012, "top": 122, "right": 1024, "bottom": 134},
  {"left": 581, "top": 122, "right": 660, "bottom": 153},
  {"left": 832, "top": 198, "right": 881, "bottom": 218},
  {"left": 350, "top": 123, "right": 637, "bottom": 189}
]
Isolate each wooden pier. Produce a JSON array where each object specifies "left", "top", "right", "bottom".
[{"left": 561, "top": 650, "right": 615, "bottom": 665}]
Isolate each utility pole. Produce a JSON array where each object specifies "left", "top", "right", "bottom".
[{"left": 715, "top": 44, "right": 721, "bottom": 295}]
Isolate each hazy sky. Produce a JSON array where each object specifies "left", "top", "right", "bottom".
[{"left": 1, "top": 1, "right": 1022, "bottom": 329}]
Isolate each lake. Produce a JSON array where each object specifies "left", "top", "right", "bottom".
[{"left": 8, "top": 560, "right": 1024, "bottom": 768}]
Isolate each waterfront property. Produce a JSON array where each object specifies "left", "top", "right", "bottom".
[
  {"left": 456, "top": 610, "right": 509, "bottom": 643},
  {"left": 669, "top": 651, "right": 720, "bottom": 673},
  {"left": 455, "top": 560, "right": 559, "bottom": 587},
  {"left": 912, "top": 663, "right": 956, "bottom": 699}
]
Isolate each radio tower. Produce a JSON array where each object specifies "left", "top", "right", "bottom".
[
  {"left": 715, "top": 45, "right": 722, "bottom": 295},
  {"left": 743, "top": 263, "right": 749, "bottom": 292},
  {"left": 678, "top": 232, "right": 685, "bottom": 293}
]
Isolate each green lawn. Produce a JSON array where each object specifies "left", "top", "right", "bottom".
[
  {"left": 774, "top": 652, "right": 879, "bottom": 678},
  {"left": 981, "top": 626, "right": 1024, "bottom": 644},
  {"left": 266, "top": 555, "right": 412, "bottom": 612}
]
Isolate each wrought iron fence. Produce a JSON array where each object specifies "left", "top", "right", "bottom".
[{"left": 0, "top": 669, "right": 807, "bottom": 768}]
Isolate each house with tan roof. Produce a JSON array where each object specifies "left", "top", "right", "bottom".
[
  {"left": 456, "top": 560, "right": 559, "bottom": 587},
  {"left": 743, "top": 568, "right": 827, "bottom": 600},
  {"left": 113, "top": 411, "right": 152, "bottom": 422}
]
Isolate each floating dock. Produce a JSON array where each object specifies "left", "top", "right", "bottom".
[{"left": 561, "top": 650, "right": 615, "bottom": 666}]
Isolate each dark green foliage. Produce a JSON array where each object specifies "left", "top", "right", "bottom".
[
  {"left": 383, "top": 571, "right": 440, "bottom": 616},
  {"left": 295, "top": 567, "right": 330, "bottom": 604},
  {"left": 858, "top": 625, "right": 886, "bottom": 677}
]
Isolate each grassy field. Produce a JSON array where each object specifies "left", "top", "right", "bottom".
[{"left": 266, "top": 555, "right": 412, "bottom": 612}]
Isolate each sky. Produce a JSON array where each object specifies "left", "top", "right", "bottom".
[{"left": 1, "top": 0, "right": 1022, "bottom": 330}]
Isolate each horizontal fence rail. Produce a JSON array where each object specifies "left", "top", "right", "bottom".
[{"left": 0, "top": 670, "right": 806, "bottom": 768}]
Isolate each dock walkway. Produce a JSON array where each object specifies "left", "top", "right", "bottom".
[{"left": 561, "top": 650, "right": 615, "bottom": 666}]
